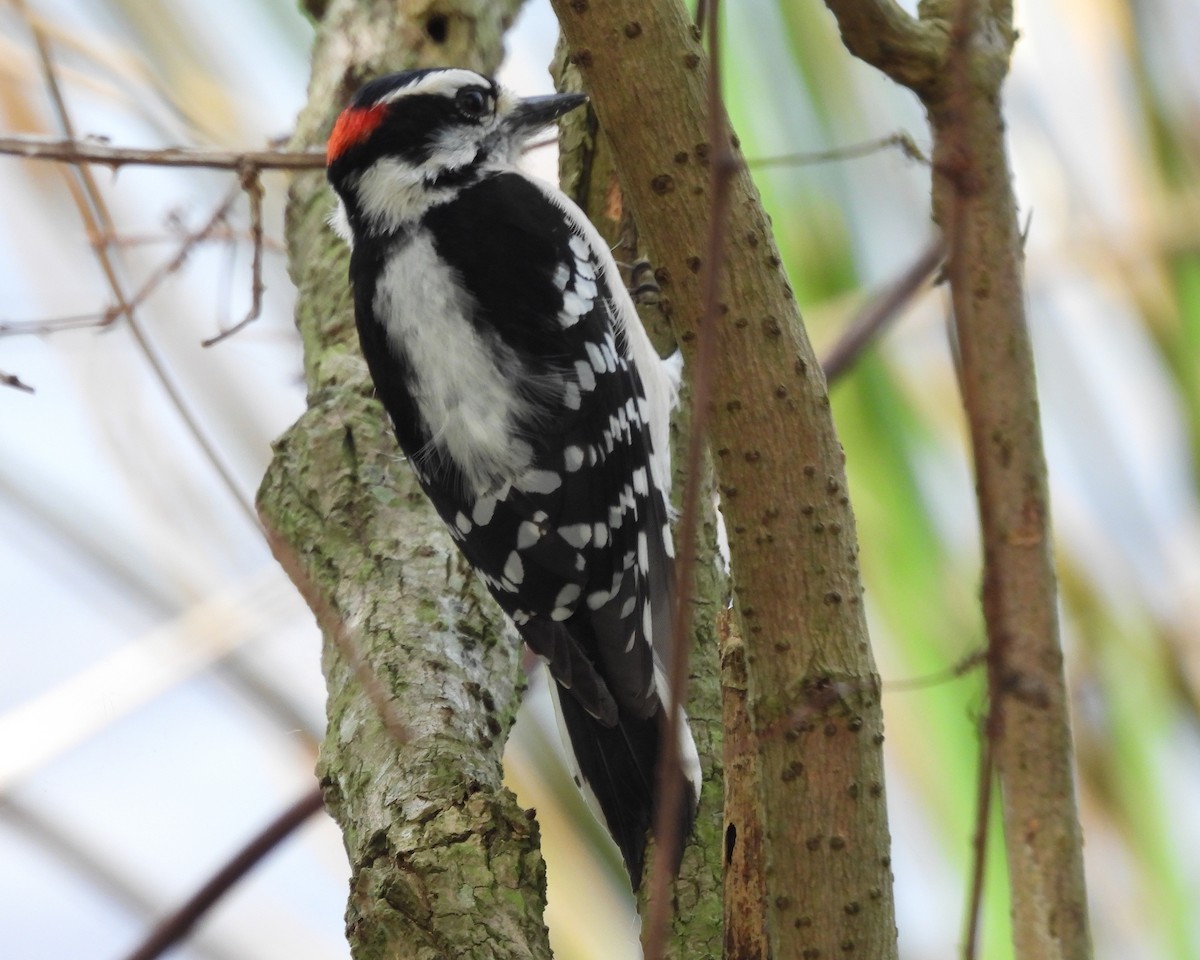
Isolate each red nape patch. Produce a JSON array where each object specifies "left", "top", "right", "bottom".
[{"left": 327, "top": 104, "right": 386, "bottom": 164}]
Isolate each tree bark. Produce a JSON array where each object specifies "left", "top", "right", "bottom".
[
  {"left": 550, "top": 3, "right": 899, "bottom": 958},
  {"left": 822, "top": 2, "right": 1094, "bottom": 958},
  {"left": 258, "top": 1, "right": 549, "bottom": 957}
]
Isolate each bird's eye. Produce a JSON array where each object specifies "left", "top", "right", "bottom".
[{"left": 456, "top": 88, "right": 490, "bottom": 120}]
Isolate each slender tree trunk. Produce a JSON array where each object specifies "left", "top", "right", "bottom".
[
  {"left": 551, "top": 3, "right": 899, "bottom": 957},
  {"left": 259, "top": 2, "right": 549, "bottom": 957},
  {"left": 823, "top": 2, "right": 1093, "bottom": 957}
]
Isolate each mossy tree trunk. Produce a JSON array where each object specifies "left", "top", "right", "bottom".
[{"left": 259, "top": 2, "right": 548, "bottom": 957}]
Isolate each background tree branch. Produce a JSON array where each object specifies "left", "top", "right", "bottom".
[
  {"left": 822, "top": 2, "right": 1093, "bottom": 958},
  {"left": 257, "top": 1, "right": 550, "bottom": 957}
]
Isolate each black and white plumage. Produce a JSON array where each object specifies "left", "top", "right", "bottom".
[{"left": 326, "top": 67, "right": 699, "bottom": 886}]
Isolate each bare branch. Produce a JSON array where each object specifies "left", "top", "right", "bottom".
[
  {"left": 881, "top": 647, "right": 985, "bottom": 693},
  {"left": 821, "top": 0, "right": 947, "bottom": 95},
  {"left": 825, "top": 0, "right": 1092, "bottom": 954},
  {"left": 821, "top": 234, "right": 945, "bottom": 383},
  {"left": 16, "top": 0, "right": 260, "bottom": 530},
  {"left": 644, "top": 0, "right": 733, "bottom": 952},
  {"left": 1, "top": 370, "right": 36, "bottom": 393},
  {"left": 122, "top": 788, "right": 325, "bottom": 960},
  {"left": 119, "top": 182, "right": 243, "bottom": 322},
  {"left": 748, "top": 131, "right": 930, "bottom": 169},
  {"left": 0, "top": 133, "right": 325, "bottom": 171},
  {"left": 964, "top": 713, "right": 996, "bottom": 960},
  {"left": 202, "top": 167, "right": 266, "bottom": 347}
]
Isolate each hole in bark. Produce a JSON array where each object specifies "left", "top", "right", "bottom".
[
  {"left": 425, "top": 14, "right": 449, "bottom": 43},
  {"left": 724, "top": 822, "right": 737, "bottom": 865}
]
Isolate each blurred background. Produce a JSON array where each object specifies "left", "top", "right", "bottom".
[{"left": 2, "top": 0, "right": 1198, "bottom": 957}]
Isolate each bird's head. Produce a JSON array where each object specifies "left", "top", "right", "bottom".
[{"left": 326, "top": 67, "right": 586, "bottom": 241}]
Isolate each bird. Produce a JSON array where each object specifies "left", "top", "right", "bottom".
[{"left": 324, "top": 66, "right": 699, "bottom": 887}]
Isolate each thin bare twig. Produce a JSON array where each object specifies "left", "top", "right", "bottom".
[
  {"left": 643, "top": 1, "right": 733, "bottom": 956},
  {"left": 0, "top": 133, "right": 326, "bottom": 170},
  {"left": 881, "top": 647, "right": 986, "bottom": 692},
  {"left": 202, "top": 166, "right": 266, "bottom": 347},
  {"left": 122, "top": 787, "right": 326, "bottom": 960},
  {"left": 2, "top": 370, "right": 35, "bottom": 393},
  {"left": 0, "top": 313, "right": 113, "bottom": 336},
  {"left": 120, "top": 182, "right": 243, "bottom": 321},
  {"left": 0, "top": 130, "right": 559, "bottom": 171},
  {"left": 939, "top": 3, "right": 996, "bottom": 957},
  {"left": 0, "top": 181, "right": 244, "bottom": 337},
  {"left": 19, "top": 5, "right": 259, "bottom": 529},
  {"left": 0, "top": 210, "right": 284, "bottom": 341},
  {"left": 93, "top": 225, "right": 284, "bottom": 251},
  {"left": 748, "top": 131, "right": 930, "bottom": 169},
  {"left": 964, "top": 708, "right": 997, "bottom": 960},
  {"left": 821, "top": 234, "right": 945, "bottom": 383}
]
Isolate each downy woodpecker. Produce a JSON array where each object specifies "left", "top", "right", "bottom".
[{"left": 325, "top": 67, "right": 699, "bottom": 886}]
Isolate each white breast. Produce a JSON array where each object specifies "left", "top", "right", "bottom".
[{"left": 373, "top": 231, "right": 532, "bottom": 494}]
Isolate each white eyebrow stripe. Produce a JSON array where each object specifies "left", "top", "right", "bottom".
[{"left": 381, "top": 69, "right": 491, "bottom": 103}]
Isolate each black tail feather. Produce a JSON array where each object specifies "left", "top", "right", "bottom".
[{"left": 553, "top": 683, "right": 696, "bottom": 889}]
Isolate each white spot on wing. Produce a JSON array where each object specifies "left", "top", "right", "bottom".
[
  {"left": 568, "top": 234, "right": 590, "bottom": 261},
  {"left": 472, "top": 496, "right": 497, "bottom": 526},
  {"left": 554, "top": 583, "right": 582, "bottom": 608},
  {"left": 575, "top": 276, "right": 598, "bottom": 300},
  {"left": 564, "top": 446, "right": 584, "bottom": 472},
  {"left": 516, "top": 469, "right": 562, "bottom": 494},
  {"left": 574, "top": 359, "right": 596, "bottom": 392},
  {"left": 517, "top": 521, "right": 541, "bottom": 549},
  {"left": 585, "top": 341, "right": 606, "bottom": 374},
  {"left": 504, "top": 551, "right": 525, "bottom": 585},
  {"left": 632, "top": 466, "right": 648, "bottom": 497},
  {"left": 559, "top": 523, "right": 592, "bottom": 548},
  {"left": 455, "top": 512, "right": 473, "bottom": 534},
  {"left": 560, "top": 290, "right": 591, "bottom": 328}
]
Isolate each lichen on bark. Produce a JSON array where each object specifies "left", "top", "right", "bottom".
[{"left": 259, "top": 1, "right": 549, "bottom": 957}]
